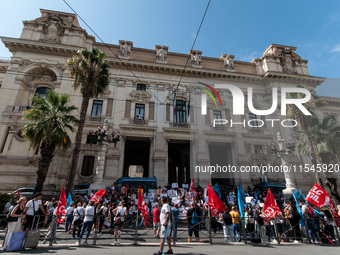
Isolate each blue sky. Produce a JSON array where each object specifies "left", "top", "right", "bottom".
[{"left": 0, "top": 0, "right": 339, "bottom": 96}]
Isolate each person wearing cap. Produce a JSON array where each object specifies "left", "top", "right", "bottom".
[{"left": 23, "top": 192, "right": 48, "bottom": 235}]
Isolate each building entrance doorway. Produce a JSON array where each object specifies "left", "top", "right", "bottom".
[
  {"left": 123, "top": 138, "right": 150, "bottom": 177},
  {"left": 168, "top": 140, "right": 190, "bottom": 186}
]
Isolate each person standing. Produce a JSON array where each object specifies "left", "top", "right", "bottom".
[
  {"left": 153, "top": 203, "right": 161, "bottom": 238},
  {"left": 23, "top": 192, "right": 48, "bottom": 235},
  {"left": 98, "top": 202, "right": 108, "bottom": 233},
  {"left": 3, "top": 197, "right": 26, "bottom": 250},
  {"left": 41, "top": 202, "right": 58, "bottom": 244},
  {"left": 112, "top": 201, "right": 127, "bottom": 245},
  {"left": 230, "top": 206, "right": 241, "bottom": 242},
  {"left": 72, "top": 202, "right": 85, "bottom": 239},
  {"left": 65, "top": 202, "right": 74, "bottom": 234},
  {"left": 187, "top": 202, "right": 201, "bottom": 243},
  {"left": 3, "top": 198, "right": 12, "bottom": 214},
  {"left": 154, "top": 197, "right": 173, "bottom": 255},
  {"left": 76, "top": 200, "right": 95, "bottom": 246},
  {"left": 220, "top": 206, "right": 233, "bottom": 243}
]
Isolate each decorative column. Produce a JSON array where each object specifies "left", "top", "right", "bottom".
[{"left": 268, "top": 132, "right": 298, "bottom": 196}]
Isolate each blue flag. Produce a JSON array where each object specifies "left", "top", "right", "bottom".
[
  {"left": 295, "top": 189, "right": 304, "bottom": 200},
  {"left": 292, "top": 190, "right": 305, "bottom": 227},
  {"left": 66, "top": 192, "right": 73, "bottom": 209},
  {"left": 213, "top": 183, "right": 221, "bottom": 198},
  {"left": 237, "top": 186, "right": 245, "bottom": 220}
]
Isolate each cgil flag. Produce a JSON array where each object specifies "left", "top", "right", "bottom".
[
  {"left": 305, "top": 183, "right": 330, "bottom": 207},
  {"left": 190, "top": 178, "right": 198, "bottom": 200},
  {"left": 90, "top": 189, "right": 106, "bottom": 203},
  {"left": 56, "top": 181, "right": 67, "bottom": 224},
  {"left": 17, "top": 190, "right": 23, "bottom": 199},
  {"left": 262, "top": 188, "right": 281, "bottom": 222},
  {"left": 208, "top": 184, "right": 226, "bottom": 217},
  {"left": 137, "top": 186, "right": 150, "bottom": 228}
]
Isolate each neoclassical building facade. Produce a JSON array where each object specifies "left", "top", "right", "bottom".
[{"left": 0, "top": 9, "right": 339, "bottom": 194}]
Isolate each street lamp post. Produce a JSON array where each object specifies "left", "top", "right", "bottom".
[
  {"left": 268, "top": 132, "right": 298, "bottom": 196},
  {"left": 89, "top": 120, "right": 120, "bottom": 191}
]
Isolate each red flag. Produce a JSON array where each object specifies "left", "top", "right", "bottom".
[
  {"left": 305, "top": 183, "right": 330, "bottom": 207},
  {"left": 190, "top": 178, "right": 198, "bottom": 200},
  {"left": 17, "top": 191, "right": 23, "bottom": 199},
  {"left": 262, "top": 188, "right": 280, "bottom": 222},
  {"left": 56, "top": 181, "right": 67, "bottom": 224},
  {"left": 208, "top": 184, "right": 226, "bottom": 217},
  {"left": 90, "top": 189, "right": 106, "bottom": 203},
  {"left": 328, "top": 199, "right": 340, "bottom": 228},
  {"left": 137, "top": 186, "right": 150, "bottom": 228}
]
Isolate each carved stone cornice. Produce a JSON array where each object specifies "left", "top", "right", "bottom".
[
  {"left": 319, "top": 96, "right": 340, "bottom": 106},
  {"left": 263, "top": 71, "right": 325, "bottom": 86},
  {"left": 1, "top": 37, "right": 80, "bottom": 57}
]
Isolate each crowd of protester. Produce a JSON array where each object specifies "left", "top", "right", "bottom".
[{"left": 1, "top": 182, "right": 340, "bottom": 249}]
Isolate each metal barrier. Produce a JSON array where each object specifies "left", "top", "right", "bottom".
[{"left": 0, "top": 214, "right": 339, "bottom": 247}]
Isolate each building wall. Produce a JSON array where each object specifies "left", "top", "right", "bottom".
[{"left": 0, "top": 9, "right": 339, "bottom": 195}]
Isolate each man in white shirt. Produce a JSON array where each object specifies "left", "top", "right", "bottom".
[
  {"left": 65, "top": 202, "right": 75, "bottom": 233},
  {"left": 154, "top": 197, "right": 173, "bottom": 255},
  {"left": 3, "top": 198, "right": 12, "bottom": 214},
  {"left": 72, "top": 202, "right": 86, "bottom": 238},
  {"left": 76, "top": 200, "right": 95, "bottom": 246},
  {"left": 23, "top": 192, "right": 48, "bottom": 234}
]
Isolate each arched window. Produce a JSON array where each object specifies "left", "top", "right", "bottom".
[
  {"left": 35, "top": 87, "right": 48, "bottom": 98},
  {"left": 175, "top": 100, "right": 186, "bottom": 123}
]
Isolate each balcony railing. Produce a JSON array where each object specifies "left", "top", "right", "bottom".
[
  {"left": 86, "top": 116, "right": 104, "bottom": 122},
  {"left": 170, "top": 122, "right": 190, "bottom": 129},
  {"left": 5, "top": 105, "right": 30, "bottom": 113},
  {"left": 130, "top": 119, "right": 148, "bottom": 126}
]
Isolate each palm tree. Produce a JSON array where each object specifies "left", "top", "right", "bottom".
[
  {"left": 66, "top": 47, "right": 110, "bottom": 193},
  {"left": 297, "top": 116, "right": 340, "bottom": 206},
  {"left": 284, "top": 84, "right": 325, "bottom": 187},
  {"left": 22, "top": 90, "right": 78, "bottom": 193}
]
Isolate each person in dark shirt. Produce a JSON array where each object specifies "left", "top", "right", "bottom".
[{"left": 186, "top": 202, "right": 201, "bottom": 243}]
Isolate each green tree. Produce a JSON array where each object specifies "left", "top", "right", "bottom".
[
  {"left": 22, "top": 90, "right": 78, "bottom": 193},
  {"left": 284, "top": 84, "right": 324, "bottom": 187},
  {"left": 297, "top": 116, "right": 340, "bottom": 206},
  {"left": 66, "top": 47, "right": 110, "bottom": 192}
]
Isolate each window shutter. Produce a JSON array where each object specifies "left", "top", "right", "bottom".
[
  {"left": 149, "top": 102, "right": 155, "bottom": 120},
  {"left": 205, "top": 108, "right": 210, "bottom": 124},
  {"left": 124, "top": 100, "right": 131, "bottom": 119},
  {"left": 166, "top": 103, "right": 170, "bottom": 121},
  {"left": 106, "top": 98, "right": 114, "bottom": 117}
]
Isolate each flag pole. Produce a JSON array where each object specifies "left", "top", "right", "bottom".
[{"left": 208, "top": 206, "right": 212, "bottom": 244}]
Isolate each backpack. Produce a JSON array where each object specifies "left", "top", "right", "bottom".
[
  {"left": 307, "top": 205, "right": 315, "bottom": 218},
  {"left": 191, "top": 211, "right": 199, "bottom": 225},
  {"left": 223, "top": 212, "right": 233, "bottom": 226}
]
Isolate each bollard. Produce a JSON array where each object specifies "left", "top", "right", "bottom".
[
  {"left": 334, "top": 222, "right": 340, "bottom": 244},
  {"left": 49, "top": 217, "right": 55, "bottom": 247},
  {"left": 273, "top": 221, "right": 280, "bottom": 245},
  {"left": 134, "top": 213, "right": 138, "bottom": 245},
  {"left": 241, "top": 217, "right": 247, "bottom": 244},
  {"left": 208, "top": 208, "right": 212, "bottom": 244},
  {"left": 304, "top": 218, "right": 311, "bottom": 244},
  {"left": 173, "top": 222, "right": 176, "bottom": 246}
]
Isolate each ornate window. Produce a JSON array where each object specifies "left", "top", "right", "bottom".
[
  {"left": 175, "top": 100, "right": 186, "bottom": 123},
  {"left": 91, "top": 100, "right": 103, "bottom": 117},
  {"left": 35, "top": 87, "right": 48, "bottom": 98},
  {"left": 135, "top": 104, "right": 145, "bottom": 120},
  {"left": 248, "top": 113, "right": 259, "bottom": 129},
  {"left": 254, "top": 145, "right": 263, "bottom": 154},
  {"left": 213, "top": 110, "right": 222, "bottom": 121}
]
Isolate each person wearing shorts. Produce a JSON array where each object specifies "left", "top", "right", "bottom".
[
  {"left": 186, "top": 201, "right": 201, "bottom": 242},
  {"left": 154, "top": 197, "right": 173, "bottom": 255},
  {"left": 23, "top": 192, "right": 48, "bottom": 234}
]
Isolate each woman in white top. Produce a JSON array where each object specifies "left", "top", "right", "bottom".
[{"left": 112, "top": 201, "right": 127, "bottom": 245}]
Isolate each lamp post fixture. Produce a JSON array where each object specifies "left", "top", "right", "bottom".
[
  {"left": 268, "top": 132, "right": 298, "bottom": 196},
  {"left": 89, "top": 119, "right": 120, "bottom": 191}
]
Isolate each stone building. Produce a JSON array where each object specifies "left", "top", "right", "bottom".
[{"left": 0, "top": 9, "right": 339, "bottom": 195}]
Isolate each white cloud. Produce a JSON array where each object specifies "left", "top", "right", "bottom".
[{"left": 330, "top": 44, "right": 340, "bottom": 53}]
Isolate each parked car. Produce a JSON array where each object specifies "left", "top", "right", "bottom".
[
  {"left": 72, "top": 183, "right": 90, "bottom": 195},
  {"left": 7, "top": 187, "right": 34, "bottom": 199}
]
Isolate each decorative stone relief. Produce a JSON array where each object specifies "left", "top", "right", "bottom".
[
  {"left": 280, "top": 47, "right": 296, "bottom": 73},
  {"left": 155, "top": 45, "right": 168, "bottom": 62},
  {"left": 189, "top": 50, "right": 202, "bottom": 67},
  {"left": 41, "top": 14, "right": 71, "bottom": 44},
  {"left": 221, "top": 54, "right": 235, "bottom": 71},
  {"left": 119, "top": 40, "right": 133, "bottom": 58}
]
